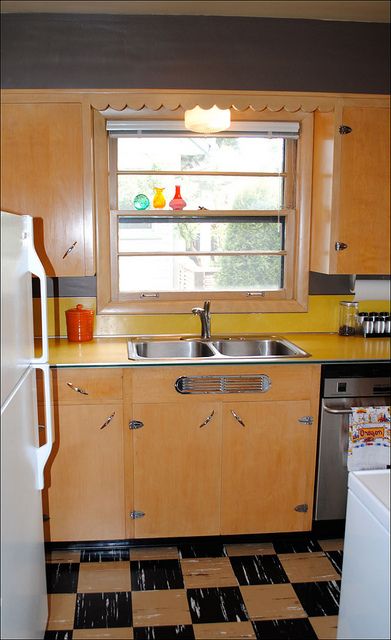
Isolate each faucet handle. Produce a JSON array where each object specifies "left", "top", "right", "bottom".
[{"left": 204, "top": 300, "right": 211, "bottom": 316}]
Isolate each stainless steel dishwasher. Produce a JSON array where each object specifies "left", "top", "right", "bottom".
[{"left": 314, "top": 363, "right": 390, "bottom": 521}]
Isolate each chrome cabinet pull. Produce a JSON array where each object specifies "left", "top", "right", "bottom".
[
  {"left": 231, "top": 409, "right": 245, "bottom": 427},
  {"left": 62, "top": 241, "right": 77, "bottom": 259},
  {"left": 67, "top": 382, "right": 88, "bottom": 395},
  {"left": 199, "top": 410, "right": 215, "bottom": 428},
  {"left": 100, "top": 411, "right": 115, "bottom": 430}
]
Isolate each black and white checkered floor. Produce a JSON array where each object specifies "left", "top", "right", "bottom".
[{"left": 45, "top": 534, "right": 343, "bottom": 639}]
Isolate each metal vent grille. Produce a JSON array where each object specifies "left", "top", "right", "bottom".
[{"left": 175, "top": 374, "right": 271, "bottom": 395}]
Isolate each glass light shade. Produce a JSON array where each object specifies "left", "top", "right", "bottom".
[{"left": 184, "top": 106, "right": 231, "bottom": 134}]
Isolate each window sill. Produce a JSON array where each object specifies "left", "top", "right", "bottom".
[{"left": 97, "top": 296, "right": 308, "bottom": 315}]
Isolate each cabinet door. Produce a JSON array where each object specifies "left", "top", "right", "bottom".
[
  {"left": 1, "top": 103, "right": 89, "bottom": 276},
  {"left": 221, "top": 400, "right": 317, "bottom": 534},
  {"left": 337, "top": 107, "right": 390, "bottom": 274},
  {"left": 132, "top": 402, "right": 221, "bottom": 538},
  {"left": 45, "top": 404, "right": 125, "bottom": 541},
  {"left": 311, "top": 106, "right": 390, "bottom": 275}
]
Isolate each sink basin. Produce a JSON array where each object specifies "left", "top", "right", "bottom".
[
  {"left": 211, "top": 338, "right": 308, "bottom": 358},
  {"left": 128, "top": 340, "right": 215, "bottom": 359},
  {"left": 128, "top": 336, "right": 310, "bottom": 360}
]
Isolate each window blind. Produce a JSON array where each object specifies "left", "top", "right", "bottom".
[{"left": 106, "top": 120, "right": 300, "bottom": 138}]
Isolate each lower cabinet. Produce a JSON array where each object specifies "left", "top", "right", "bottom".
[
  {"left": 43, "top": 368, "right": 125, "bottom": 542},
  {"left": 129, "top": 364, "right": 321, "bottom": 539},
  {"left": 45, "top": 404, "right": 125, "bottom": 542},
  {"left": 131, "top": 402, "right": 222, "bottom": 538},
  {"left": 44, "top": 364, "right": 320, "bottom": 541},
  {"left": 221, "top": 400, "right": 317, "bottom": 534}
]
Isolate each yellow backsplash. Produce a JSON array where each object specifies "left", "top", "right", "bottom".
[{"left": 34, "top": 296, "right": 390, "bottom": 337}]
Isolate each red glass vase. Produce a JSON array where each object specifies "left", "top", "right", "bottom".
[{"left": 169, "top": 185, "right": 187, "bottom": 210}]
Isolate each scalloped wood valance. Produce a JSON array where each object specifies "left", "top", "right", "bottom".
[{"left": 89, "top": 91, "right": 336, "bottom": 113}]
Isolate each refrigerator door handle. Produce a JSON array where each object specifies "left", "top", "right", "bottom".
[
  {"left": 33, "top": 363, "right": 53, "bottom": 490},
  {"left": 27, "top": 220, "right": 48, "bottom": 365}
]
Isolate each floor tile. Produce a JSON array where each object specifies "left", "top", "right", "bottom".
[
  {"left": 77, "top": 561, "right": 131, "bottom": 592},
  {"left": 46, "top": 564, "right": 80, "bottom": 594},
  {"left": 225, "top": 542, "right": 275, "bottom": 557},
  {"left": 47, "top": 594, "right": 77, "bottom": 631},
  {"left": 132, "top": 589, "right": 191, "bottom": 628},
  {"left": 240, "top": 584, "right": 306, "bottom": 621},
  {"left": 44, "top": 631, "right": 73, "bottom": 640},
  {"left": 133, "top": 625, "right": 195, "bottom": 639},
  {"left": 181, "top": 557, "right": 238, "bottom": 589},
  {"left": 309, "top": 615, "right": 339, "bottom": 639},
  {"left": 74, "top": 592, "right": 132, "bottom": 629},
  {"left": 230, "top": 555, "right": 289, "bottom": 586},
  {"left": 272, "top": 536, "right": 321, "bottom": 554},
  {"left": 80, "top": 549, "right": 130, "bottom": 562},
  {"left": 278, "top": 552, "right": 340, "bottom": 583},
  {"left": 130, "top": 547, "right": 179, "bottom": 561},
  {"left": 318, "top": 539, "right": 344, "bottom": 552},
  {"left": 46, "top": 550, "right": 81, "bottom": 563},
  {"left": 325, "top": 550, "right": 343, "bottom": 575},
  {"left": 178, "top": 542, "right": 227, "bottom": 558},
  {"left": 131, "top": 559, "right": 184, "bottom": 591},
  {"left": 292, "top": 581, "right": 341, "bottom": 617},
  {"left": 45, "top": 535, "right": 343, "bottom": 638},
  {"left": 73, "top": 629, "right": 133, "bottom": 639},
  {"left": 193, "top": 621, "right": 256, "bottom": 639},
  {"left": 187, "top": 587, "right": 248, "bottom": 624},
  {"left": 252, "top": 618, "right": 317, "bottom": 639}
]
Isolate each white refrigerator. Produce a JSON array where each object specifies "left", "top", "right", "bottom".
[{"left": 1, "top": 211, "right": 53, "bottom": 639}]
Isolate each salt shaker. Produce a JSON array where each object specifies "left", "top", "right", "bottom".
[
  {"left": 374, "top": 316, "right": 385, "bottom": 334},
  {"left": 363, "top": 316, "right": 374, "bottom": 335}
]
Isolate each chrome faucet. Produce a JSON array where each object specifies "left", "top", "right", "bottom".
[{"left": 192, "top": 300, "right": 211, "bottom": 339}]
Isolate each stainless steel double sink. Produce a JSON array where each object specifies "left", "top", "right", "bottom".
[{"left": 127, "top": 336, "right": 310, "bottom": 360}]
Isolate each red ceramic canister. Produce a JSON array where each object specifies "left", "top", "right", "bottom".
[{"left": 65, "top": 304, "right": 94, "bottom": 342}]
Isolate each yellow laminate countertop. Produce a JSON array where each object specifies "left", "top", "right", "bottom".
[{"left": 45, "top": 333, "right": 390, "bottom": 367}]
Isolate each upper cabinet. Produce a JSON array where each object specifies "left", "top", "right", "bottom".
[
  {"left": 311, "top": 105, "right": 390, "bottom": 274},
  {"left": 1, "top": 100, "right": 94, "bottom": 276},
  {"left": 1, "top": 91, "right": 389, "bottom": 280}
]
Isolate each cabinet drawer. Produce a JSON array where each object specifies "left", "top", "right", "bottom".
[
  {"left": 132, "top": 364, "right": 320, "bottom": 403},
  {"left": 51, "top": 368, "right": 123, "bottom": 404}
]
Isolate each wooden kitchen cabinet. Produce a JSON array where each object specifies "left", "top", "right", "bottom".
[
  {"left": 43, "top": 368, "right": 125, "bottom": 542},
  {"left": 131, "top": 401, "right": 222, "bottom": 538},
  {"left": 221, "top": 400, "right": 318, "bottom": 534},
  {"left": 1, "top": 101, "right": 94, "bottom": 276},
  {"left": 129, "top": 363, "right": 320, "bottom": 538},
  {"left": 311, "top": 105, "right": 390, "bottom": 274}
]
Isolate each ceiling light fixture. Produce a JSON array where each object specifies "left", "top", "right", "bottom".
[{"left": 184, "top": 105, "right": 231, "bottom": 134}]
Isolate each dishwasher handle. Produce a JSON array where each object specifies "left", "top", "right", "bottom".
[{"left": 323, "top": 404, "right": 353, "bottom": 415}]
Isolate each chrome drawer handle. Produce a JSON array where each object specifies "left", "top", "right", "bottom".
[
  {"left": 199, "top": 410, "right": 215, "bottom": 428},
  {"left": 231, "top": 410, "right": 245, "bottom": 427},
  {"left": 66, "top": 382, "right": 88, "bottom": 395},
  {"left": 100, "top": 411, "right": 115, "bottom": 430},
  {"left": 62, "top": 241, "right": 77, "bottom": 259}
]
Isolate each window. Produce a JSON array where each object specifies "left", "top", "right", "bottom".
[{"left": 94, "top": 106, "right": 313, "bottom": 314}]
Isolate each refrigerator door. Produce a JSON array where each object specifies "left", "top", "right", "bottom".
[
  {"left": 1, "top": 367, "right": 48, "bottom": 639},
  {"left": 1, "top": 212, "right": 33, "bottom": 403},
  {"left": 1, "top": 211, "right": 48, "bottom": 406}
]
